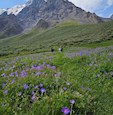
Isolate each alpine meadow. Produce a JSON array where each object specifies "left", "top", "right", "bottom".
[{"left": 0, "top": 0, "right": 113, "bottom": 115}]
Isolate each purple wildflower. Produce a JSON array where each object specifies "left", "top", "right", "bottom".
[
  {"left": 36, "top": 66, "right": 42, "bottom": 71},
  {"left": 81, "top": 86, "right": 85, "bottom": 90},
  {"left": 63, "top": 87, "right": 67, "bottom": 91},
  {"left": 45, "top": 74, "right": 48, "bottom": 76},
  {"left": 15, "top": 71, "right": 18, "bottom": 77},
  {"left": 36, "top": 72, "right": 41, "bottom": 76},
  {"left": 9, "top": 72, "right": 14, "bottom": 77},
  {"left": 2, "top": 103, "right": 4, "bottom": 107},
  {"left": 47, "top": 64, "right": 51, "bottom": 68},
  {"left": 61, "top": 107, "right": 70, "bottom": 114},
  {"left": 2, "top": 83, "right": 5, "bottom": 87},
  {"left": 51, "top": 66, "right": 56, "bottom": 70},
  {"left": 89, "top": 63, "right": 93, "bottom": 66},
  {"left": 31, "top": 95, "right": 35, "bottom": 101},
  {"left": 31, "top": 65, "right": 35, "bottom": 69},
  {"left": 54, "top": 74, "right": 58, "bottom": 77},
  {"left": 34, "top": 85, "right": 38, "bottom": 89},
  {"left": 18, "top": 92, "right": 22, "bottom": 96},
  {"left": 66, "top": 82, "right": 70, "bottom": 86},
  {"left": 20, "top": 70, "right": 28, "bottom": 78},
  {"left": 32, "top": 91, "right": 35, "bottom": 95},
  {"left": 70, "top": 99, "right": 75, "bottom": 104},
  {"left": 40, "top": 88, "right": 46, "bottom": 93},
  {"left": 4, "top": 90, "right": 8, "bottom": 94},
  {"left": 39, "top": 84, "right": 43, "bottom": 87},
  {"left": 23, "top": 84, "right": 29, "bottom": 89}
]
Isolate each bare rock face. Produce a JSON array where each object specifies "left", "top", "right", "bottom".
[
  {"left": 35, "top": 19, "right": 49, "bottom": 29},
  {"left": 0, "top": 13, "right": 23, "bottom": 39},
  {"left": 17, "top": 0, "right": 102, "bottom": 29}
]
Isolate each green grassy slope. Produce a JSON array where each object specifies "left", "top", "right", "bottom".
[
  {"left": 0, "top": 48, "right": 113, "bottom": 114},
  {"left": 0, "top": 21, "right": 113, "bottom": 56}
]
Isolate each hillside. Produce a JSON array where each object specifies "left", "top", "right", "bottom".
[
  {"left": 0, "top": 14, "right": 23, "bottom": 39},
  {"left": 0, "top": 21, "right": 113, "bottom": 56}
]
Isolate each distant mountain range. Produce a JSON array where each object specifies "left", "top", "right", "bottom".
[{"left": 0, "top": 0, "right": 113, "bottom": 39}]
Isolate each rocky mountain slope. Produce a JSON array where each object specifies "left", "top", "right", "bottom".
[
  {"left": 17, "top": 0, "right": 103, "bottom": 28},
  {"left": 0, "top": 0, "right": 108, "bottom": 39},
  {"left": 0, "top": 14, "right": 23, "bottom": 39}
]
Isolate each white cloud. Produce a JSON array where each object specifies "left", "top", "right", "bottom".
[
  {"left": 69, "top": 0, "right": 101, "bottom": 11},
  {"left": 107, "top": 0, "right": 113, "bottom": 5},
  {"left": 69, "top": 0, "right": 113, "bottom": 12}
]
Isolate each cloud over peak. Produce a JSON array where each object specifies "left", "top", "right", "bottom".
[
  {"left": 69, "top": 0, "right": 113, "bottom": 17},
  {"left": 107, "top": 0, "right": 113, "bottom": 5}
]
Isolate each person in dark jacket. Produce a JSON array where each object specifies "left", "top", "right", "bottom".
[{"left": 51, "top": 48, "right": 54, "bottom": 52}]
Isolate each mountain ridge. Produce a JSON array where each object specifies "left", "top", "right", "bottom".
[
  {"left": 0, "top": 0, "right": 112, "bottom": 39},
  {"left": 17, "top": 0, "right": 103, "bottom": 29}
]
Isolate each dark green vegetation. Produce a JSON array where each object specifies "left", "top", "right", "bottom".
[
  {"left": 0, "top": 47, "right": 113, "bottom": 115},
  {"left": 0, "top": 21, "right": 113, "bottom": 57}
]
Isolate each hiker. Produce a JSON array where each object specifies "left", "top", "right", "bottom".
[
  {"left": 51, "top": 48, "right": 54, "bottom": 52},
  {"left": 58, "top": 47, "right": 63, "bottom": 52}
]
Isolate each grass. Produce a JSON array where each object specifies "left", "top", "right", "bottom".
[
  {"left": 0, "top": 46, "right": 113, "bottom": 115},
  {"left": 0, "top": 21, "right": 113, "bottom": 56},
  {"left": 79, "top": 39, "right": 113, "bottom": 48},
  {"left": 0, "top": 20, "right": 113, "bottom": 114}
]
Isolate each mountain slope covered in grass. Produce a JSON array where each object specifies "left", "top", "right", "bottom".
[{"left": 0, "top": 21, "right": 113, "bottom": 56}]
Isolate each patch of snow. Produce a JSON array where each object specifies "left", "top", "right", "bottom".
[
  {"left": 0, "top": 9, "right": 6, "bottom": 15},
  {"left": 7, "top": 4, "right": 26, "bottom": 15},
  {"left": 44, "top": 0, "right": 48, "bottom": 2}
]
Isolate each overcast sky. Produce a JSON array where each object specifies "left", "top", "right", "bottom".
[{"left": 0, "top": 0, "right": 113, "bottom": 18}]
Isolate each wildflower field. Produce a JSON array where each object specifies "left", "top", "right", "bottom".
[{"left": 0, "top": 46, "right": 113, "bottom": 115}]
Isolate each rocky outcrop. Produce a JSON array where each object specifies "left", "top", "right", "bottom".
[{"left": 35, "top": 19, "right": 49, "bottom": 29}]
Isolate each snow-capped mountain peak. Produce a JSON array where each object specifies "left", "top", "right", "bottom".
[
  {"left": 0, "top": 4, "right": 26, "bottom": 16},
  {"left": 7, "top": 4, "right": 26, "bottom": 15}
]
